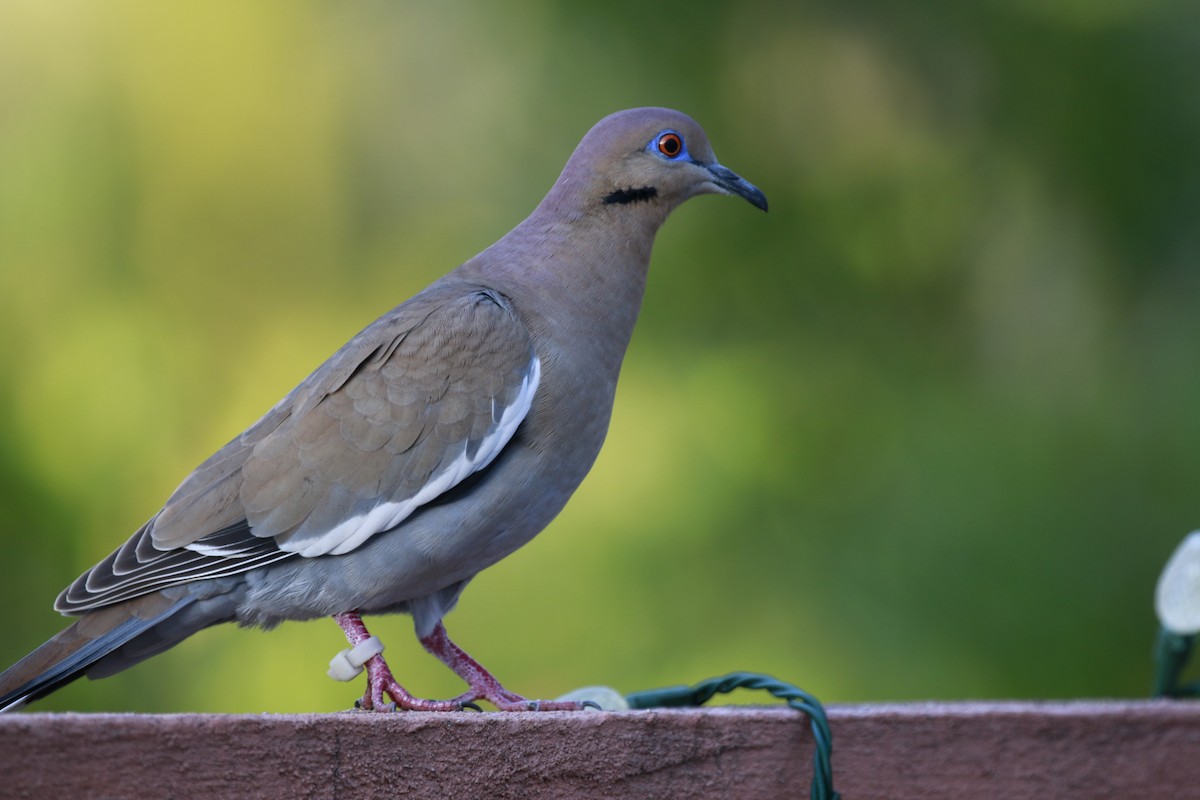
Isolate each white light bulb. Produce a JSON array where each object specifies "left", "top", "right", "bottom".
[{"left": 1156, "top": 531, "right": 1200, "bottom": 635}]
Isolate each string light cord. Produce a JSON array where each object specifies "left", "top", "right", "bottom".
[
  {"left": 1154, "top": 629, "right": 1199, "bottom": 698},
  {"left": 623, "top": 672, "right": 839, "bottom": 800}
]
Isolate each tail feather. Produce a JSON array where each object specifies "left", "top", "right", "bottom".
[{"left": 0, "top": 593, "right": 195, "bottom": 712}]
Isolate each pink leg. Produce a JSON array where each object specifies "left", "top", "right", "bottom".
[
  {"left": 333, "top": 612, "right": 463, "bottom": 711},
  {"left": 419, "top": 621, "right": 583, "bottom": 712},
  {"left": 332, "top": 613, "right": 585, "bottom": 712}
]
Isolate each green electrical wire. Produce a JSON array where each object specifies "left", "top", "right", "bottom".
[
  {"left": 625, "top": 672, "right": 839, "bottom": 800},
  {"left": 1154, "top": 628, "right": 1200, "bottom": 698}
]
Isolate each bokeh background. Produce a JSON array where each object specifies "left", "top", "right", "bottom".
[{"left": 2, "top": 0, "right": 1198, "bottom": 712}]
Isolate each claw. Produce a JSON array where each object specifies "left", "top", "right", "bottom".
[
  {"left": 334, "top": 613, "right": 583, "bottom": 714},
  {"left": 580, "top": 700, "right": 602, "bottom": 711}
]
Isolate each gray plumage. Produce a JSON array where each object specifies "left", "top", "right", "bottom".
[{"left": 0, "top": 107, "right": 766, "bottom": 711}]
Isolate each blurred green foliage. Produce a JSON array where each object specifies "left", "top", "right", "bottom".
[{"left": 1, "top": 0, "right": 1198, "bottom": 712}]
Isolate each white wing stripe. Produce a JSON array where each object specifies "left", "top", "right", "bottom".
[{"left": 285, "top": 356, "right": 541, "bottom": 558}]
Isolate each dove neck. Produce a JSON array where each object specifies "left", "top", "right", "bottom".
[{"left": 462, "top": 206, "right": 659, "bottom": 370}]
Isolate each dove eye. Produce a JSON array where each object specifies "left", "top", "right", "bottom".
[{"left": 653, "top": 131, "right": 685, "bottom": 160}]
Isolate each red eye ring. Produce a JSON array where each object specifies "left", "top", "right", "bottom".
[{"left": 657, "top": 132, "right": 683, "bottom": 158}]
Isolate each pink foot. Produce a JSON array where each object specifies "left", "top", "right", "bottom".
[
  {"left": 420, "top": 621, "right": 583, "bottom": 711},
  {"left": 333, "top": 612, "right": 458, "bottom": 710},
  {"left": 332, "top": 612, "right": 586, "bottom": 712}
]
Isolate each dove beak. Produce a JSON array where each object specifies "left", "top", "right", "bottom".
[{"left": 700, "top": 162, "right": 768, "bottom": 212}]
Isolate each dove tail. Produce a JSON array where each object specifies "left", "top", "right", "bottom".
[{"left": 0, "top": 594, "right": 198, "bottom": 712}]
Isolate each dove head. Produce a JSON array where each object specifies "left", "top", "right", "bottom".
[{"left": 539, "top": 107, "right": 768, "bottom": 225}]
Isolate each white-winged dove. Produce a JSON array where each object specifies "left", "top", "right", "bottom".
[{"left": 0, "top": 107, "right": 766, "bottom": 712}]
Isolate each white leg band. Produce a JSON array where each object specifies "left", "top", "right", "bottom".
[{"left": 327, "top": 635, "right": 386, "bottom": 682}]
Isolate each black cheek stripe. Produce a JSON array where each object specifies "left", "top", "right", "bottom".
[{"left": 602, "top": 186, "right": 658, "bottom": 205}]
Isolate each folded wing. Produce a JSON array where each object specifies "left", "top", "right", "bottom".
[{"left": 56, "top": 284, "right": 538, "bottom": 613}]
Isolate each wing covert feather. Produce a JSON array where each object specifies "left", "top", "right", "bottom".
[{"left": 58, "top": 283, "right": 538, "bottom": 612}]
